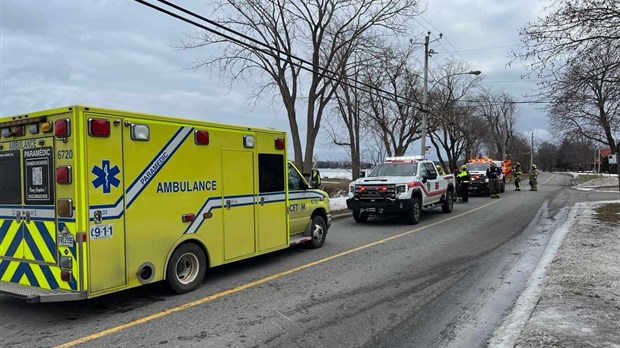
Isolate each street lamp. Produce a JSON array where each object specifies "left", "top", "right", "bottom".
[{"left": 419, "top": 32, "right": 481, "bottom": 157}]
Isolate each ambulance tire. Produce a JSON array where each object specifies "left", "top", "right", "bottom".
[
  {"left": 406, "top": 198, "right": 422, "bottom": 225},
  {"left": 307, "top": 215, "right": 327, "bottom": 249},
  {"left": 166, "top": 243, "right": 207, "bottom": 294},
  {"left": 352, "top": 210, "right": 368, "bottom": 223}
]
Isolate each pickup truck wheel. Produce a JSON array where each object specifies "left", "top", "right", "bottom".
[
  {"left": 442, "top": 190, "right": 454, "bottom": 213},
  {"left": 166, "top": 243, "right": 206, "bottom": 294},
  {"left": 307, "top": 215, "right": 327, "bottom": 249},
  {"left": 353, "top": 210, "right": 368, "bottom": 223},
  {"left": 406, "top": 198, "right": 422, "bottom": 224}
]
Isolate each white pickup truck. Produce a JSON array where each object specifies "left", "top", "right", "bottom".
[{"left": 346, "top": 156, "right": 456, "bottom": 224}]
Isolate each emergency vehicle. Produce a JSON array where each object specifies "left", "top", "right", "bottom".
[
  {"left": 0, "top": 106, "right": 331, "bottom": 302},
  {"left": 465, "top": 157, "right": 506, "bottom": 195},
  {"left": 346, "top": 156, "right": 455, "bottom": 224}
]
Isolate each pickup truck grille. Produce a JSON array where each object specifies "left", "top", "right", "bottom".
[{"left": 354, "top": 184, "right": 396, "bottom": 200}]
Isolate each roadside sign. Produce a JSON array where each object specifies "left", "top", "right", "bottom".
[{"left": 609, "top": 154, "right": 617, "bottom": 164}]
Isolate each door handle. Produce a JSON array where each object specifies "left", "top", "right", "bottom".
[
  {"left": 15, "top": 211, "right": 21, "bottom": 223},
  {"left": 225, "top": 200, "right": 231, "bottom": 210},
  {"left": 94, "top": 210, "right": 102, "bottom": 224},
  {"left": 259, "top": 197, "right": 265, "bottom": 206},
  {"left": 24, "top": 211, "right": 31, "bottom": 224}
]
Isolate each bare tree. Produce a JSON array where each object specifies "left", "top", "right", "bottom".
[
  {"left": 536, "top": 141, "right": 559, "bottom": 171},
  {"left": 514, "top": 0, "right": 620, "bottom": 78},
  {"left": 475, "top": 88, "right": 518, "bottom": 160},
  {"left": 427, "top": 61, "right": 482, "bottom": 172},
  {"left": 180, "top": 0, "right": 421, "bottom": 172},
  {"left": 547, "top": 44, "right": 620, "bottom": 159},
  {"left": 364, "top": 45, "right": 423, "bottom": 157}
]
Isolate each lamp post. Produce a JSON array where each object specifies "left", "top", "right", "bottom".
[{"left": 419, "top": 32, "right": 481, "bottom": 157}]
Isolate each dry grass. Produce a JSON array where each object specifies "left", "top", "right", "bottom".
[
  {"left": 595, "top": 203, "right": 620, "bottom": 224},
  {"left": 321, "top": 178, "right": 350, "bottom": 198}
]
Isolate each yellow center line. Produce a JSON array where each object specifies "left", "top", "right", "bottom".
[{"left": 55, "top": 200, "right": 497, "bottom": 348}]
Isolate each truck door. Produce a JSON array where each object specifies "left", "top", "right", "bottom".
[
  {"left": 222, "top": 150, "right": 256, "bottom": 260},
  {"left": 0, "top": 138, "right": 57, "bottom": 266},
  {"left": 86, "top": 114, "right": 127, "bottom": 293},
  {"left": 423, "top": 162, "right": 441, "bottom": 204}
]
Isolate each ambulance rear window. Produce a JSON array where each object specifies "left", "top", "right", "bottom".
[
  {"left": 259, "top": 154, "right": 284, "bottom": 193},
  {"left": 0, "top": 150, "right": 21, "bottom": 204}
]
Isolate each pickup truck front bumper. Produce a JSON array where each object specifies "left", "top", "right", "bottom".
[{"left": 346, "top": 198, "right": 412, "bottom": 215}]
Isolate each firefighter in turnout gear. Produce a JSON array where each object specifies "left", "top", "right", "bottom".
[
  {"left": 513, "top": 162, "right": 522, "bottom": 191},
  {"left": 486, "top": 161, "right": 502, "bottom": 198},
  {"left": 456, "top": 164, "right": 470, "bottom": 202},
  {"left": 529, "top": 164, "right": 539, "bottom": 191}
]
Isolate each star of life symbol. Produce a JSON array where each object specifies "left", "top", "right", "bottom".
[{"left": 92, "top": 160, "right": 120, "bottom": 193}]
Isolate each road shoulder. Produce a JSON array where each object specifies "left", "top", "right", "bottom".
[{"left": 489, "top": 200, "right": 620, "bottom": 347}]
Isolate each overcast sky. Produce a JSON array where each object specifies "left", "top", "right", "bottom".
[{"left": 1, "top": 0, "right": 551, "bottom": 160}]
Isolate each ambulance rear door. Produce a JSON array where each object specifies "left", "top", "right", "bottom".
[{"left": 85, "top": 113, "right": 127, "bottom": 293}]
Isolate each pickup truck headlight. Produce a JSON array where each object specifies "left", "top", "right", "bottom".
[
  {"left": 485, "top": 178, "right": 489, "bottom": 183},
  {"left": 396, "top": 185, "right": 407, "bottom": 195}
]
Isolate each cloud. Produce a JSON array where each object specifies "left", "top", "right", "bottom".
[{"left": 1, "top": 0, "right": 552, "bottom": 161}]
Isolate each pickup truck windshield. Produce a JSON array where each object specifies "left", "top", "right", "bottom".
[{"left": 369, "top": 163, "right": 418, "bottom": 177}]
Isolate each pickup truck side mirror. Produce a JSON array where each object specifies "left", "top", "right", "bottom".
[{"left": 310, "top": 169, "right": 321, "bottom": 189}]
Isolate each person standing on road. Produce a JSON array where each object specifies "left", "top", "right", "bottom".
[
  {"left": 453, "top": 167, "right": 462, "bottom": 202},
  {"left": 486, "top": 162, "right": 502, "bottom": 198},
  {"left": 529, "top": 164, "right": 539, "bottom": 191},
  {"left": 457, "top": 164, "right": 470, "bottom": 202},
  {"left": 513, "top": 162, "right": 522, "bottom": 191}
]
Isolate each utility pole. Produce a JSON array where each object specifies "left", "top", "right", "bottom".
[
  {"left": 420, "top": 33, "right": 430, "bottom": 157},
  {"left": 530, "top": 131, "right": 534, "bottom": 170}
]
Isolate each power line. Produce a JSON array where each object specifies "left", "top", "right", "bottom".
[
  {"left": 134, "top": 0, "right": 551, "bottom": 107},
  {"left": 134, "top": 0, "right": 409, "bottom": 104}
]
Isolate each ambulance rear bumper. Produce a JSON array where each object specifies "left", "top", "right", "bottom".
[{"left": 0, "top": 281, "right": 86, "bottom": 303}]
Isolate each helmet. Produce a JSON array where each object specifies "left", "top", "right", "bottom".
[
  {"left": 532, "top": 164, "right": 537, "bottom": 169},
  {"left": 461, "top": 164, "right": 467, "bottom": 170},
  {"left": 515, "top": 162, "right": 520, "bottom": 166}
]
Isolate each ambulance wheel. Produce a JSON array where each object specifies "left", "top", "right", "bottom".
[
  {"left": 166, "top": 243, "right": 206, "bottom": 294},
  {"left": 406, "top": 198, "right": 422, "bottom": 224},
  {"left": 442, "top": 190, "right": 454, "bottom": 213},
  {"left": 308, "top": 215, "right": 327, "bottom": 249},
  {"left": 353, "top": 210, "right": 368, "bottom": 223}
]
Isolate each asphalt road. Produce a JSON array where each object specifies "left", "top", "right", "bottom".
[{"left": 0, "top": 173, "right": 616, "bottom": 348}]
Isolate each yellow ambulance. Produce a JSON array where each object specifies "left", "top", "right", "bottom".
[{"left": 0, "top": 106, "right": 330, "bottom": 302}]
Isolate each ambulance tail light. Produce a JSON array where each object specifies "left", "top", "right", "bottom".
[
  {"left": 56, "top": 166, "right": 72, "bottom": 184},
  {"left": 194, "top": 130, "right": 209, "bottom": 145},
  {"left": 274, "top": 137, "right": 285, "bottom": 150},
  {"left": 182, "top": 213, "right": 196, "bottom": 223},
  {"left": 60, "top": 270, "right": 72, "bottom": 282},
  {"left": 55, "top": 119, "right": 71, "bottom": 138},
  {"left": 88, "top": 118, "right": 110, "bottom": 137}
]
